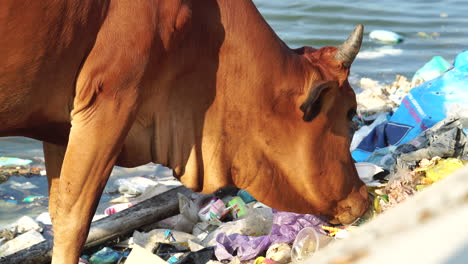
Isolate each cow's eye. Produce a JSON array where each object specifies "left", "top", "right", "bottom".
[{"left": 347, "top": 109, "right": 357, "bottom": 121}]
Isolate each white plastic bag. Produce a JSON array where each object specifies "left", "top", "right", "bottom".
[
  {"left": 201, "top": 207, "right": 273, "bottom": 247},
  {"left": 116, "top": 176, "right": 158, "bottom": 196}
]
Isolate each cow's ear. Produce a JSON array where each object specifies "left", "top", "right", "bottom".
[{"left": 299, "top": 81, "right": 338, "bottom": 122}]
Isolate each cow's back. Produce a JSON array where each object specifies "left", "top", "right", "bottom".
[{"left": 0, "top": 1, "right": 108, "bottom": 136}]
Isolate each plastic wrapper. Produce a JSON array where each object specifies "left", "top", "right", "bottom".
[
  {"left": 214, "top": 210, "right": 327, "bottom": 261},
  {"left": 116, "top": 176, "right": 158, "bottom": 196}
]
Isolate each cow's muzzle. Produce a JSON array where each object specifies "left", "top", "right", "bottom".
[{"left": 329, "top": 184, "right": 370, "bottom": 225}]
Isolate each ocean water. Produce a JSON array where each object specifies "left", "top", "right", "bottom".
[{"left": 1, "top": 0, "right": 468, "bottom": 225}]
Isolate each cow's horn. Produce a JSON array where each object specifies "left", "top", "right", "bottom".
[{"left": 335, "top": 24, "right": 364, "bottom": 68}]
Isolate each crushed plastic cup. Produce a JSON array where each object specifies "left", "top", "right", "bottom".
[
  {"left": 291, "top": 227, "right": 333, "bottom": 263},
  {"left": 291, "top": 227, "right": 319, "bottom": 262}
]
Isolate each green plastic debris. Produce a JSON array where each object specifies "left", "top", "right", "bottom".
[
  {"left": 412, "top": 56, "right": 452, "bottom": 86},
  {"left": 22, "top": 195, "right": 45, "bottom": 203}
]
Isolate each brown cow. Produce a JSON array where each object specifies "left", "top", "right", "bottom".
[{"left": 0, "top": 0, "right": 369, "bottom": 263}]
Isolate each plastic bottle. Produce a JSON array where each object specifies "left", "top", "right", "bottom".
[
  {"left": 369, "top": 30, "right": 403, "bottom": 44},
  {"left": 237, "top": 189, "right": 256, "bottom": 203},
  {"left": 226, "top": 196, "right": 247, "bottom": 218},
  {"left": 0, "top": 157, "right": 33, "bottom": 167}
]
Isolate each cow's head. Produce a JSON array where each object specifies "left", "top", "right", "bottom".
[{"left": 231, "top": 25, "right": 369, "bottom": 225}]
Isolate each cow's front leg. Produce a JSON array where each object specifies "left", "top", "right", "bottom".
[
  {"left": 49, "top": 2, "right": 152, "bottom": 263},
  {"left": 43, "top": 142, "right": 67, "bottom": 226},
  {"left": 51, "top": 84, "right": 139, "bottom": 263}
]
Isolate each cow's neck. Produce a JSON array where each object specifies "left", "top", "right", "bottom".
[{"left": 153, "top": 0, "right": 307, "bottom": 194}]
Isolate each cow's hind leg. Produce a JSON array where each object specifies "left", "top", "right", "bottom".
[{"left": 43, "top": 142, "right": 66, "bottom": 226}]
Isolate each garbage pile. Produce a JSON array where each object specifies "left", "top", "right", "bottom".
[
  {"left": 353, "top": 50, "right": 468, "bottom": 217},
  {"left": 0, "top": 157, "right": 47, "bottom": 218},
  {"left": 77, "top": 187, "right": 347, "bottom": 264},
  {"left": 0, "top": 157, "right": 45, "bottom": 183}
]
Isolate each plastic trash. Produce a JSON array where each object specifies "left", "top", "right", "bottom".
[
  {"left": 369, "top": 30, "right": 403, "bottom": 44},
  {"left": 237, "top": 189, "right": 256, "bottom": 204},
  {"left": 394, "top": 117, "right": 468, "bottom": 170},
  {"left": 412, "top": 56, "right": 451, "bottom": 87},
  {"left": 355, "top": 163, "right": 385, "bottom": 187},
  {"left": 350, "top": 113, "right": 389, "bottom": 151},
  {"left": 110, "top": 184, "right": 175, "bottom": 204},
  {"left": 79, "top": 256, "right": 90, "bottom": 264},
  {"left": 133, "top": 229, "right": 196, "bottom": 251},
  {"left": 454, "top": 50, "right": 468, "bottom": 68},
  {"left": 203, "top": 207, "right": 274, "bottom": 247},
  {"left": 174, "top": 193, "right": 200, "bottom": 233},
  {"left": 226, "top": 196, "right": 247, "bottom": 219},
  {"left": 125, "top": 244, "right": 168, "bottom": 264},
  {"left": 188, "top": 239, "right": 205, "bottom": 252},
  {"left": 198, "top": 198, "right": 229, "bottom": 222},
  {"left": 423, "top": 158, "right": 465, "bottom": 184},
  {"left": 153, "top": 243, "right": 189, "bottom": 260},
  {"left": 0, "top": 157, "right": 33, "bottom": 167},
  {"left": 0, "top": 230, "right": 45, "bottom": 257},
  {"left": 104, "top": 203, "right": 133, "bottom": 216},
  {"left": 8, "top": 181, "right": 38, "bottom": 190},
  {"left": 4, "top": 216, "right": 43, "bottom": 235},
  {"left": 192, "top": 222, "right": 218, "bottom": 241},
  {"left": 266, "top": 243, "right": 291, "bottom": 264},
  {"left": 352, "top": 61, "right": 468, "bottom": 162},
  {"left": 290, "top": 227, "right": 319, "bottom": 262},
  {"left": 89, "top": 247, "right": 127, "bottom": 264},
  {"left": 254, "top": 257, "right": 277, "bottom": 264},
  {"left": 291, "top": 227, "right": 334, "bottom": 263},
  {"left": 167, "top": 254, "right": 182, "bottom": 264},
  {"left": 214, "top": 210, "right": 327, "bottom": 261},
  {"left": 22, "top": 195, "right": 45, "bottom": 203},
  {"left": 174, "top": 247, "right": 215, "bottom": 264},
  {"left": 365, "top": 146, "right": 398, "bottom": 171},
  {"left": 116, "top": 176, "right": 158, "bottom": 196}
]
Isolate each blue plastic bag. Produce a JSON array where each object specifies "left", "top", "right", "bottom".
[
  {"left": 353, "top": 63, "right": 468, "bottom": 162},
  {"left": 454, "top": 50, "right": 468, "bottom": 68}
]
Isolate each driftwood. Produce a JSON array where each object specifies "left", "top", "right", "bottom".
[{"left": 0, "top": 186, "right": 194, "bottom": 264}]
